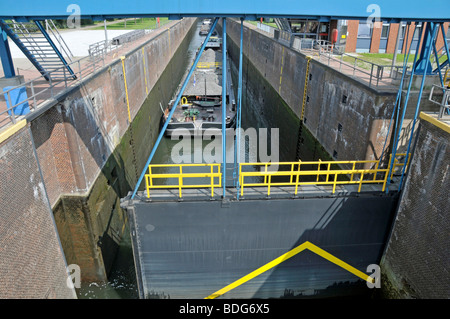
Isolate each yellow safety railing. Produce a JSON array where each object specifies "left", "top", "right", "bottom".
[
  {"left": 145, "top": 163, "right": 222, "bottom": 198},
  {"left": 388, "top": 153, "right": 411, "bottom": 179},
  {"left": 444, "top": 68, "right": 450, "bottom": 87},
  {"left": 194, "top": 62, "right": 222, "bottom": 69},
  {"left": 238, "top": 158, "right": 405, "bottom": 196},
  {"left": 144, "top": 155, "right": 410, "bottom": 199}
]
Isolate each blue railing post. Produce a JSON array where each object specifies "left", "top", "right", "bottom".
[
  {"left": 398, "top": 22, "right": 439, "bottom": 191},
  {"left": 130, "top": 18, "right": 219, "bottom": 199},
  {"left": 222, "top": 17, "right": 227, "bottom": 198},
  {"left": 386, "top": 22, "right": 424, "bottom": 192},
  {"left": 235, "top": 18, "right": 244, "bottom": 200},
  {"left": 0, "top": 23, "right": 15, "bottom": 78}
]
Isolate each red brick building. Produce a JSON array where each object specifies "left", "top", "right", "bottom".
[{"left": 342, "top": 21, "right": 449, "bottom": 54}]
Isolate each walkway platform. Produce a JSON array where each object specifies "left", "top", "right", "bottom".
[{"left": 126, "top": 175, "right": 403, "bottom": 203}]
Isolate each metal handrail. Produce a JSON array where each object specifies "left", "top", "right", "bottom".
[
  {"left": 47, "top": 19, "right": 74, "bottom": 62},
  {"left": 13, "top": 21, "right": 48, "bottom": 62},
  {"left": 428, "top": 84, "right": 450, "bottom": 119},
  {"left": 239, "top": 159, "right": 391, "bottom": 196},
  {"left": 238, "top": 156, "right": 410, "bottom": 196},
  {"left": 145, "top": 163, "right": 222, "bottom": 198},
  {"left": 252, "top": 19, "right": 407, "bottom": 88},
  {"left": 1, "top": 22, "right": 164, "bottom": 130}
]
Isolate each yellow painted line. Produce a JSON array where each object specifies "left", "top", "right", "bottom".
[
  {"left": 419, "top": 111, "right": 450, "bottom": 134},
  {"left": 0, "top": 119, "right": 27, "bottom": 144},
  {"left": 278, "top": 47, "right": 284, "bottom": 93},
  {"left": 205, "top": 241, "right": 373, "bottom": 299},
  {"left": 142, "top": 47, "right": 149, "bottom": 95},
  {"left": 168, "top": 29, "right": 171, "bottom": 57},
  {"left": 120, "top": 56, "right": 132, "bottom": 122}
]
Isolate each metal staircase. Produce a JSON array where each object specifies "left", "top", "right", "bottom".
[
  {"left": 274, "top": 18, "right": 292, "bottom": 33},
  {"left": 430, "top": 45, "right": 449, "bottom": 74},
  {"left": 0, "top": 19, "right": 76, "bottom": 81}
]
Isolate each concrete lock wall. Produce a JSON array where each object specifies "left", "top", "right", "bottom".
[
  {"left": 380, "top": 115, "right": 450, "bottom": 299},
  {"left": 225, "top": 19, "right": 443, "bottom": 165},
  {"left": 0, "top": 17, "right": 196, "bottom": 295},
  {"left": 225, "top": 19, "right": 398, "bottom": 163}
]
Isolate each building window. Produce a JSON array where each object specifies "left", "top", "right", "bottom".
[
  {"left": 357, "top": 22, "right": 372, "bottom": 38},
  {"left": 413, "top": 23, "right": 422, "bottom": 40},
  {"left": 401, "top": 23, "right": 406, "bottom": 38},
  {"left": 381, "top": 24, "right": 389, "bottom": 38}
]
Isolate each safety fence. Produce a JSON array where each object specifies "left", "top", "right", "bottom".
[
  {"left": 253, "top": 21, "right": 406, "bottom": 89},
  {"left": 144, "top": 154, "right": 410, "bottom": 198},
  {"left": 145, "top": 163, "right": 222, "bottom": 198},
  {"left": 195, "top": 61, "right": 222, "bottom": 69},
  {"left": 239, "top": 159, "right": 390, "bottom": 196},
  {"left": 389, "top": 153, "right": 411, "bottom": 180}
]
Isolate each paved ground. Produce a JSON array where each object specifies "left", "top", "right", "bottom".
[
  {"left": 243, "top": 21, "right": 401, "bottom": 93},
  {"left": 2, "top": 29, "right": 132, "bottom": 64},
  {"left": 0, "top": 20, "right": 181, "bottom": 130}
]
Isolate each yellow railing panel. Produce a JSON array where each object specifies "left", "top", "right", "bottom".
[
  {"left": 145, "top": 163, "right": 222, "bottom": 198},
  {"left": 193, "top": 61, "right": 222, "bottom": 69},
  {"left": 238, "top": 155, "right": 410, "bottom": 196},
  {"left": 144, "top": 154, "right": 410, "bottom": 199}
]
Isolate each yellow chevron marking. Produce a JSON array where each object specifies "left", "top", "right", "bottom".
[{"left": 205, "top": 241, "right": 373, "bottom": 299}]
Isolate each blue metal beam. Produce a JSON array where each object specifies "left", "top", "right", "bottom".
[
  {"left": 0, "top": 19, "right": 50, "bottom": 81},
  {"left": 0, "top": 1, "right": 449, "bottom": 22},
  {"left": 0, "top": 24, "right": 15, "bottom": 78},
  {"left": 413, "top": 22, "right": 436, "bottom": 75},
  {"left": 386, "top": 22, "right": 423, "bottom": 192},
  {"left": 398, "top": 23, "right": 439, "bottom": 191},
  {"left": 130, "top": 18, "right": 219, "bottom": 199}
]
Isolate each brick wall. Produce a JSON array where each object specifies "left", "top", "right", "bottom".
[
  {"left": 28, "top": 18, "right": 196, "bottom": 283},
  {"left": 345, "top": 20, "right": 359, "bottom": 53},
  {"left": 346, "top": 21, "right": 449, "bottom": 54},
  {"left": 370, "top": 21, "right": 382, "bottom": 53},
  {"left": 381, "top": 114, "right": 449, "bottom": 298},
  {"left": 31, "top": 18, "right": 194, "bottom": 208},
  {"left": 0, "top": 125, "right": 76, "bottom": 298},
  {"left": 0, "top": 18, "right": 196, "bottom": 294}
]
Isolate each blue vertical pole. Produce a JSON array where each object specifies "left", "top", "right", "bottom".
[
  {"left": 130, "top": 17, "right": 219, "bottom": 199},
  {"left": 0, "top": 24, "right": 15, "bottom": 78},
  {"left": 222, "top": 17, "right": 227, "bottom": 198},
  {"left": 413, "top": 22, "right": 435, "bottom": 75},
  {"left": 378, "top": 23, "right": 412, "bottom": 168},
  {"left": 398, "top": 23, "right": 439, "bottom": 191},
  {"left": 386, "top": 21, "right": 424, "bottom": 192},
  {"left": 236, "top": 18, "right": 244, "bottom": 200},
  {"left": 440, "top": 23, "right": 450, "bottom": 67}
]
